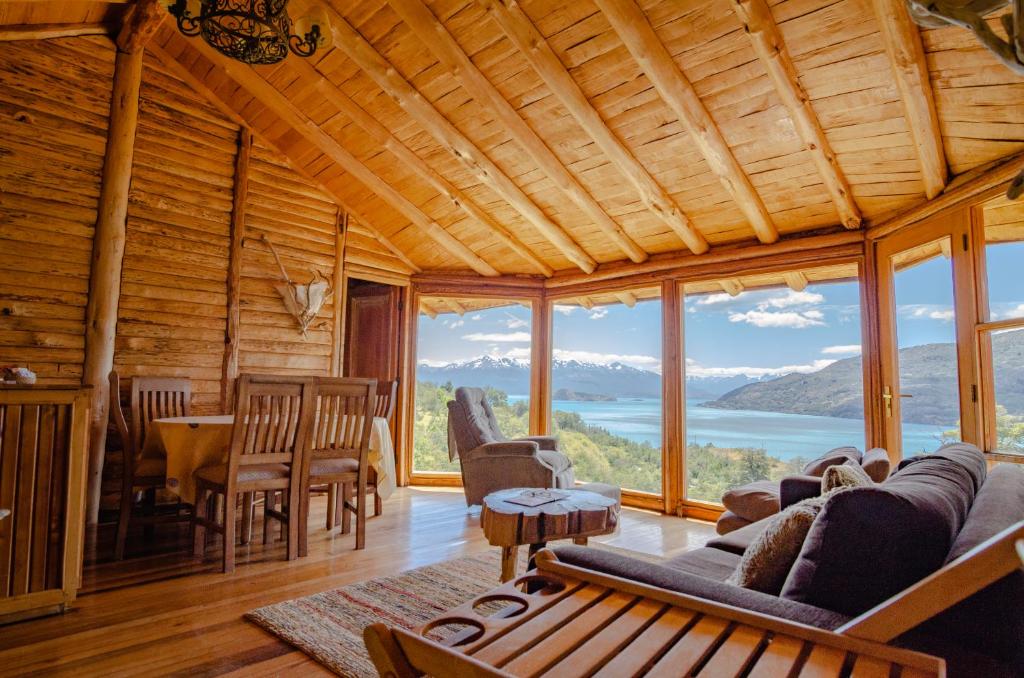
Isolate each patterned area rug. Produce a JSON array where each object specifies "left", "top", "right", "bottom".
[{"left": 246, "top": 545, "right": 653, "bottom": 676}]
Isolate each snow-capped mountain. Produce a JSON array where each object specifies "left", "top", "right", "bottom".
[{"left": 416, "top": 356, "right": 763, "bottom": 399}]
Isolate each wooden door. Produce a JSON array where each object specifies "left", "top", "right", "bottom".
[
  {"left": 875, "top": 209, "right": 980, "bottom": 460},
  {"left": 344, "top": 282, "right": 401, "bottom": 383}
]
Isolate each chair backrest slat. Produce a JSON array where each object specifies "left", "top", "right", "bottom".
[
  {"left": 374, "top": 380, "right": 398, "bottom": 421},
  {"left": 129, "top": 377, "right": 191, "bottom": 457},
  {"left": 310, "top": 378, "right": 377, "bottom": 463}
]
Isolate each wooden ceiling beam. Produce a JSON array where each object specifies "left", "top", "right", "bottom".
[
  {"left": 614, "top": 291, "right": 637, "bottom": 308},
  {"left": 478, "top": 0, "right": 708, "bottom": 255},
  {"left": 732, "top": 0, "right": 861, "bottom": 230},
  {"left": 282, "top": 58, "right": 555, "bottom": 278},
  {"left": 183, "top": 38, "right": 500, "bottom": 277},
  {"left": 720, "top": 279, "right": 745, "bottom": 297},
  {"left": 0, "top": 22, "right": 111, "bottom": 41},
  {"left": 419, "top": 300, "right": 439, "bottom": 319},
  {"left": 594, "top": 0, "right": 779, "bottom": 245},
  {"left": 445, "top": 299, "right": 467, "bottom": 316},
  {"left": 783, "top": 271, "right": 808, "bottom": 292},
  {"left": 318, "top": 5, "right": 597, "bottom": 273},
  {"left": 871, "top": 0, "right": 947, "bottom": 199},
  {"left": 389, "top": 0, "right": 649, "bottom": 264},
  {"left": 116, "top": 0, "right": 165, "bottom": 53},
  {"left": 148, "top": 39, "right": 421, "bottom": 274},
  {"left": 577, "top": 297, "right": 595, "bottom": 310}
]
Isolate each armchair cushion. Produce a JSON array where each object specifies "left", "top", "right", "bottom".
[
  {"left": 721, "top": 480, "right": 780, "bottom": 522},
  {"left": 801, "top": 446, "right": 861, "bottom": 476},
  {"left": 517, "top": 435, "right": 559, "bottom": 451}
]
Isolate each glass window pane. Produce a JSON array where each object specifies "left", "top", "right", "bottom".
[
  {"left": 683, "top": 277, "right": 865, "bottom": 504},
  {"left": 984, "top": 206, "right": 1024, "bottom": 321},
  {"left": 990, "top": 327, "right": 1024, "bottom": 456},
  {"left": 892, "top": 240, "right": 961, "bottom": 455},
  {"left": 413, "top": 299, "right": 531, "bottom": 473},
  {"left": 550, "top": 291, "right": 663, "bottom": 494}
]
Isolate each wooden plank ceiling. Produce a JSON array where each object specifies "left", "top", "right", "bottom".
[{"left": 3, "top": 0, "right": 1022, "bottom": 278}]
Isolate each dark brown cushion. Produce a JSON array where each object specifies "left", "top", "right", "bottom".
[
  {"left": 721, "top": 480, "right": 780, "bottom": 522},
  {"left": 194, "top": 463, "right": 289, "bottom": 485},
  {"left": 860, "top": 447, "right": 891, "bottom": 482},
  {"left": 781, "top": 446, "right": 981, "bottom": 615},
  {"left": 707, "top": 516, "right": 772, "bottom": 555},
  {"left": 308, "top": 457, "right": 359, "bottom": 477},
  {"left": 551, "top": 545, "right": 850, "bottom": 630},
  {"left": 801, "top": 446, "right": 861, "bottom": 476},
  {"left": 715, "top": 510, "right": 753, "bottom": 535},
  {"left": 663, "top": 546, "right": 741, "bottom": 582}
]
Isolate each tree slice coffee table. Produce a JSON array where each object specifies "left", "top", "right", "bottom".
[{"left": 481, "top": 488, "right": 619, "bottom": 582}]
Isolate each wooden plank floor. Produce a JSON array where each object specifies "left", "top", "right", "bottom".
[{"left": 0, "top": 488, "right": 715, "bottom": 676}]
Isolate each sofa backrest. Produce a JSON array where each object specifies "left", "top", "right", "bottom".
[
  {"left": 914, "top": 462, "right": 1024, "bottom": 673},
  {"left": 780, "top": 443, "right": 984, "bottom": 616},
  {"left": 801, "top": 446, "right": 862, "bottom": 476}
]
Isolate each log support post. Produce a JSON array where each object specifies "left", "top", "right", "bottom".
[
  {"left": 530, "top": 297, "right": 552, "bottom": 436},
  {"left": 83, "top": 2, "right": 165, "bottom": 524},
  {"left": 331, "top": 212, "right": 349, "bottom": 377},
  {"left": 221, "top": 128, "right": 252, "bottom": 411},
  {"left": 660, "top": 281, "right": 685, "bottom": 515}
]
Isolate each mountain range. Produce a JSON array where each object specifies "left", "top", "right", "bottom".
[{"left": 418, "top": 331, "right": 1024, "bottom": 426}]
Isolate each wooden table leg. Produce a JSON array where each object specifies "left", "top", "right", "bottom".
[{"left": 500, "top": 545, "right": 519, "bottom": 583}]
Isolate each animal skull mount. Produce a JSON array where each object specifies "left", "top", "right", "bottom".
[
  {"left": 261, "top": 235, "right": 333, "bottom": 338},
  {"left": 905, "top": 2, "right": 1024, "bottom": 200}
]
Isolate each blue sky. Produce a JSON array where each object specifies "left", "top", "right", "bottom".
[{"left": 418, "top": 244, "right": 1023, "bottom": 376}]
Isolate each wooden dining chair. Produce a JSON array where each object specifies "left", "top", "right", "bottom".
[
  {"left": 374, "top": 379, "right": 399, "bottom": 422},
  {"left": 302, "top": 377, "right": 377, "bottom": 556},
  {"left": 111, "top": 372, "right": 191, "bottom": 560},
  {"left": 192, "top": 375, "right": 315, "bottom": 573}
]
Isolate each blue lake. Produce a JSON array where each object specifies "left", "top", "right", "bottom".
[{"left": 510, "top": 397, "right": 949, "bottom": 460}]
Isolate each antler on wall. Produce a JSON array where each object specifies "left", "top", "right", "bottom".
[{"left": 261, "top": 234, "right": 334, "bottom": 337}]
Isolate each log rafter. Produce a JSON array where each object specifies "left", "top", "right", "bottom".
[
  {"left": 784, "top": 271, "right": 809, "bottom": 291},
  {"left": 731, "top": 0, "right": 862, "bottom": 230},
  {"left": 319, "top": 4, "right": 598, "bottom": 273},
  {"left": 388, "top": 0, "right": 650, "bottom": 264},
  {"left": 593, "top": 0, "right": 780, "bottom": 245},
  {"left": 116, "top": 0, "right": 165, "bottom": 53},
  {"left": 0, "top": 22, "right": 111, "bottom": 41},
  {"left": 183, "top": 37, "right": 501, "bottom": 277},
  {"left": 871, "top": 0, "right": 948, "bottom": 199},
  {"left": 477, "top": 0, "right": 709, "bottom": 255},
  {"left": 148, "top": 39, "right": 421, "bottom": 274},
  {"left": 282, "top": 57, "right": 555, "bottom": 277}
]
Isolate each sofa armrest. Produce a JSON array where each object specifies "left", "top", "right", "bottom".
[
  {"left": 515, "top": 435, "right": 559, "bottom": 451},
  {"left": 780, "top": 474, "right": 822, "bottom": 509},
  {"left": 549, "top": 545, "right": 849, "bottom": 630},
  {"left": 465, "top": 440, "right": 540, "bottom": 460}
]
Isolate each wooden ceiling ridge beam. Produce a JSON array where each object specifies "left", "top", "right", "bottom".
[
  {"left": 783, "top": 271, "right": 808, "bottom": 291},
  {"left": 183, "top": 38, "right": 501, "bottom": 277},
  {"left": 117, "top": 0, "right": 165, "bottom": 54},
  {"left": 871, "top": 0, "right": 947, "bottom": 199},
  {"left": 731, "top": 0, "right": 861, "bottom": 230},
  {"left": 478, "top": 0, "right": 709, "bottom": 255},
  {"left": 147, "top": 39, "right": 421, "bottom": 274},
  {"left": 0, "top": 22, "right": 112, "bottom": 41},
  {"left": 389, "top": 0, "right": 649, "bottom": 264},
  {"left": 283, "top": 57, "right": 555, "bottom": 278},
  {"left": 593, "top": 0, "right": 779, "bottom": 245},
  {"left": 319, "top": 4, "right": 598, "bottom": 273}
]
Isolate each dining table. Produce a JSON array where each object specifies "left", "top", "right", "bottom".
[{"left": 141, "top": 414, "right": 397, "bottom": 505}]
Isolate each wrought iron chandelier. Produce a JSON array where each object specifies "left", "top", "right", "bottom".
[{"left": 166, "top": 0, "right": 327, "bottom": 65}]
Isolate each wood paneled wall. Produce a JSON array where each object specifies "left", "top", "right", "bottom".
[
  {"left": 113, "top": 51, "right": 240, "bottom": 414},
  {"left": 0, "top": 37, "right": 115, "bottom": 386}
]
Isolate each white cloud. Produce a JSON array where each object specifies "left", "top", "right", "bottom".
[
  {"left": 553, "top": 304, "right": 576, "bottom": 316},
  {"left": 760, "top": 290, "right": 824, "bottom": 309},
  {"left": 444, "top": 319, "right": 464, "bottom": 329},
  {"left": 589, "top": 308, "right": 608, "bottom": 320},
  {"left": 553, "top": 349, "right": 661, "bottom": 372},
  {"left": 470, "top": 314, "right": 482, "bottom": 321},
  {"left": 728, "top": 310, "right": 826, "bottom": 329},
  {"left": 901, "top": 305, "right": 955, "bottom": 322},
  {"left": 461, "top": 331, "right": 531, "bottom": 343},
  {"left": 822, "top": 344, "right": 861, "bottom": 356},
  {"left": 686, "top": 359, "right": 836, "bottom": 379},
  {"left": 697, "top": 292, "right": 741, "bottom": 306},
  {"left": 504, "top": 313, "right": 528, "bottom": 329},
  {"left": 417, "top": 358, "right": 451, "bottom": 367},
  {"left": 1003, "top": 303, "right": 1024, "bottom": 320}
]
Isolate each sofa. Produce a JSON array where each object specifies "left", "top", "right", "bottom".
[
  {"left": 554, "top": 443, "right": 1024, "bottom": 677},
  {"left": 717, "top": 445, "right": 891, "bottom": 534},
  {"left": 446, "top": 387, "right": 575, "bottom": 505}
]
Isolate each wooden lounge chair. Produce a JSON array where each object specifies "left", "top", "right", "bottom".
[{"left": 365, "top": 520, "right": 1024, "bottom": 677}]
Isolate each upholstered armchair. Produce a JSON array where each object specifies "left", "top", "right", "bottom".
[{"left": 447, "top": 387, "right": 575, "bottom": 506}]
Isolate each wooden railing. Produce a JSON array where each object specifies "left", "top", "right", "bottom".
[{"left": 0, "top": 387, "right": 90, "bottom": 624}]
